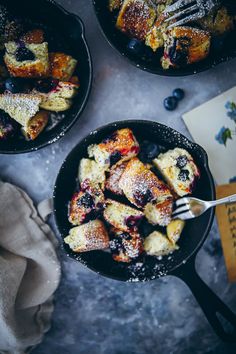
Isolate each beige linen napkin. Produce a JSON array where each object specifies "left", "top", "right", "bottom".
[{"left": 0, "top": 181, "right": 61, "bottom": 354}]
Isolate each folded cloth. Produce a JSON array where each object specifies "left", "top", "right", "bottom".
[{"left": 0, "top": 181, "right": 61, "bottom": 354}]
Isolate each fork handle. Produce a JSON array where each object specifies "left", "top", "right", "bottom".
[
  {"left": 174, "top": 257, "right": 236, "bottom": 342},
  {"left": 208, "top": 194, "right": 236, "bottom": 208}
]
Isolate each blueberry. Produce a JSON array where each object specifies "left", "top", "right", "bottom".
[
  {"left": 110, "top": 151, "right": 121, "bottom": 166},
  {"left": 134, "top": 189, "right": 153, "bottom": 207},
  {"left": 5, "top": 78, "right": 22, "bottom": 93},
  {"left": 15, "top": 46, "right": 35, "bottom": 61},
  {"left": 144, "top": 141, "right": 160, "bottom": 159},
  {"left": 164, "top": 96, "right": 178, "bottom": 111},
  {"left": 178, "top": 169, "right": 190, "bottom": 182},
  {"left": 127, "top": 38, "right": 143, "bottom": 55},
  {"left": 0, "top": 111, "right": 16, "bottom": 140},
  {"left": 173, "top": 88, "right": 185, "bottom": 101},
  {"left": 77, "top": 192, "right": 94, "bottom": 209},
  {"left": 126, "top": 215, "right": 142, "bottom": 229},
  {"left": 176, "top": 155, "right": 188, "bottom": 169},
  {"left": 35, "top": 79, "right": 59, "bottom": 93}
]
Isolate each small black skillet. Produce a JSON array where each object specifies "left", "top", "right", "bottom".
[
  {"left": 0, "top": 0, "right": 92, "bottom": 154},
  {"left": 54, "top": 120, "right": 236, "bottom": 342},
  {"left": 93, "top": 0, "right": 236, "bottom": 76}
]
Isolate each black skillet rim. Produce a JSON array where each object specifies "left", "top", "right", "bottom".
[
  {"left": 92, "top": 0, "right": 236, "bottom": 77},
  {"left": 53, "top": 119, "right": 216, "bottom": 282},
  {"left": 0, "top": 0, "right": 93, "bottom": 154}
]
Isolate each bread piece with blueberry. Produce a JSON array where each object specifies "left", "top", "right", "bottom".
[
  {"left": 144, "top": 197, "right": 173, "bottom": 227},
  {"left": 119, "top": 157, "right": 172, "bottom": 208},
  {"left": 49, "top": 52, "right": 77, "bottom": 81},
  {"left": 110, "top": 227, "right": 143, "bottom": 263},
  {"left": 144, "top": 231, "right": 178, "bottom": 257},
  {"left": 4, "top": 41, "right": 50, "bottom": 78},
  {"left": 161, "top": 27, "right": 211, "bottom": 69},
  {"left": 78, "top": 158, "right": 106, "bottom": 190},
  {"left": 116, "top": 0, "right": 156, "bottom": 41},
  {"left": 69, "top": 180, "right": 105, "bottom": 226},
  {"left": 103, "top": 199, "right": 144, "bottom": 232},
  {"left": 64, "top": 219, "right": 110, "bottom": 253},
  {"left": 153, "top": 148, "right": 200, "bottom": 197},
  {"left": 88, "top": 128, "right": 140, "bottom": 170}
]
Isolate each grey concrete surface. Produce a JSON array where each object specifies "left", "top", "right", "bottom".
[{"left": 1, "top": 0, "right": 236, "bottom": 353}]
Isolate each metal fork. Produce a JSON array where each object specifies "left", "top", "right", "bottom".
[
  {"left": 164, "top": 0, "right": 221, "bottom": 29},
  {"left": 172, "top": 194, "right": 236, "bottom": 220}
]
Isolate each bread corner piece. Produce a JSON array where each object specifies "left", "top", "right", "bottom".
[
  {"left": 38, "top": 81, "right": 79, "bottom": 112},
  {"left": 144, "top": 197, "right": 173, "bottom": 227},
  {"left": 161, "top": 26, "right": 211, "bottom": 69},
  {"left": 0, "top": 93, "right": 42, "bottom": 127},
  {"left": 153, "top": 147, "right": 200, "bottom": 197},
  {"left": 4, "top": 42, "right": 50, "bottom": 78},
  {"left": 21, "top": 110, "right": 49, "bottom": 140},
  {"left": 64, "top": 219, "right": 110, "bottom": 253},
  {"left": 78, "top": 158, "right": 106, "bottom": 190},
  {"left": 144, "top": 231, "right": 178, "bottom": 257},
  {"left": 49, "top": 52, "right": 77, "bottom": 81},
  {"left": 167, "top": 219, "right": 185, "bottom": 244},
  {"left": 116, "top": 0, "right": 156, "bottom": 41},
  {"left": 103, "top": 199, "right": 143, "bottom": 232}
]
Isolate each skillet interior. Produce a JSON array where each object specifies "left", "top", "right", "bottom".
[
  {"left": 53, "top": 120, "right": 215, "bottom": 282},
  {"left": 93, "top": 0, "right": 236, "bottom": 76},
  {"left": 0, "top": 0, "right": 92, "bottom": 154}
]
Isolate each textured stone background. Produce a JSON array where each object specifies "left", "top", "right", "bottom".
[{"left": 1, "top": 0, "right": 236, "bottom": 353}]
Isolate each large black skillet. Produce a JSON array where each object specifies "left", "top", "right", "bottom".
[
  {"left": 93, "top": 0, "right": 236, "bottom": 76},
  {"left": 0, "top": 0, "right": 92, "bottom": 154},
  {"left": 54, "top": 120, "right": 236, "bottom": 341}
]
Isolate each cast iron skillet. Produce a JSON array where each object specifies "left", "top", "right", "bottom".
[
  {"left": 93, "top": 0, "right": 236, "bottom": 76},
  {"left": 54, "top": 120, "right": 236, "bottom": 342},
  {"left": 0, "top": 0, "right": 92, "bottom": 154}
]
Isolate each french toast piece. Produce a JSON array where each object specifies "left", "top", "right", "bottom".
[
  {"left": 105, "top": 162, "right": 128, "bottom": 195},
  {"left": 21, "top": 110, "right": 49, "bottom": 140},
  {"left": 144, "top": 197, "right": 173, "bottom": 227},
  {"left": 110, "top": 227, "right": 143, "bottom": 263},
  {"left": 161, "top": 27, "right": 211, "bottom": 69},
  {"left": 69, "top": 180, "right": 105, "bottom": 226},
  {"left": 64, "top": 220, "right": 110, "bottom": 253},
  {"left": 119, "top": 157, "right": 172, "bottom": 208},
  {"left": 167, "top": 219, "right": 185, "bottom": 244},
  {"left": 116, "top": 0, "right": 156, "bottom": 41},
  {"left": 88, "top": 128, "right": 140, "bottom": 170},
  {"left": 144, "top": 231, "right": 178, "bottom": 256},
  {"left": 36, "top": 81, "right": 79, "bottom": 112},
  {"left": 49, "top": 52, "right": 77, "bottom": 81},
  {"left": 78, "top": 158, "right": 106, "bottom": 190},
  {"left": 4, "top": 41, "right": 50, "bottom": 78},
  {"left": 20, "top": 29, "right": 45, "bottom": 44},
  {"left": 103, "top": 199, "right": 144, "bottom": 232},
  {"left": 198, "top": 7, "right": 234, "bottom": 36},
  {"left": 0, "top": 93, "right": 41, "bottom": 127},
  {"left": 109, "top": 0, "right": 123, "bottom": 12},
  {"left": 153, "top": 148, "right": 200, "bottom": 197}
]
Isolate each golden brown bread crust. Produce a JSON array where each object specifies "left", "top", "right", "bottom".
[
  {"left": 49, "top": 52, "right": 77, "bottom": 81},
  {"left": 21, "top": 29, "right": 45, "bottom": 44},
  {"left": 5, "top": 60, "right": 50, "bottom": 78},
  {"left": 22, "top": 110, "right": 49, "bottom": 140},
  {"left": 119, "top": 157, "right": 172, "bottom": 208},
  {"left": 105, "top": 162, "right": 128, "bottom": 195},
  {"left": 116, "top": 0, "right": 156, "bottom": 41}
]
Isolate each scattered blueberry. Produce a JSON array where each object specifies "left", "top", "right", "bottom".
[
  {"left": 0, "top": 111, "right": 16, "bottom": 140},
  {"left": 134, "top": 189, "right": 153, "bottom": 207},
  {"left": 110, "top": 151, "right": 122, "bottom": 166},
  {"left": 164, "top": 96, "right": 178, "bottom": 111},
  {"left": 176, "top": 155, "right": 188, "bottom": 169},
  {"left": 173, "top": 88, "right": 185, "bottom": 101},
  {"left": 126, "top": 215, "right": 142, "bottom": 229},
  {"left": 5, "top": 78, "right": 22, "bottom": 93},
  {"left": 35, "top": 78, "right": 59, "bottom": 93},
  {"left": 77, "top": 192, "right": 94, "bottom": 209},
  {"left": 15, "top": 46, "right": 35, "bottom": 62},
  {"left": 178, "top": 169, "right": 190, "bottom": 182},
  {"left": 140, "top": 141, "right": 160, "bottom": 161},
  {"left": 127, "top": 38, "right": 143, "bottom": 55}
]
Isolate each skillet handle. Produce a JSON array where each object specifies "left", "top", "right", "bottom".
[{"left": 174, "top": 257, "right": 236, "bottom": 342}]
